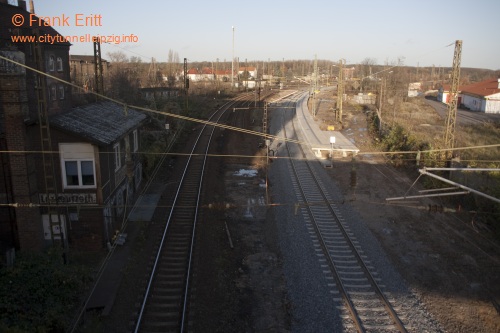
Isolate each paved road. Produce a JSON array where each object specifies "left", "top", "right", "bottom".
[{"left": 425, "top": 98, "right": 500, "bottom": 125}]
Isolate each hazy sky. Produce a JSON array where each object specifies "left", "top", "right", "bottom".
[{"left": 28, "top": 0, "right": 500, "bottom": 69}]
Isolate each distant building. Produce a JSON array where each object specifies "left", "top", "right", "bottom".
[
  {"left": 408, "top": 82, "right": 422, "bottom": 97},
  {"left": 69, "top": 55, "right": 110, "bottom": 93},
  {"left": 184, "top": 67, "right": 234, "bottom": 82},
  {"left": 238, "top": 66, "right": 257, "bottom": 79},
  {"left": 460, "top": 78, "right": 500, "bottom": 114},
  {"left": 139, "top": 87, "right": 180, "bottom": 101},
  {"left": 438, "top": 78, "right": 500, "bottom": 114}
]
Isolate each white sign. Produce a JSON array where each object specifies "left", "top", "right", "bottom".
[
  {"left": 42, "top": 214, "right": 66, "bottom": 240},
  {"left": 39, "top": 193, "right": 97, "bottom": 205}
]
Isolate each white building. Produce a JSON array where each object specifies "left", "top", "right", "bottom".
[
  {"left": 238, "top": 66, "right": 257, "bottom": 79},
  {"left": 460, "top": 78, "right": 500, "bottom": 114},
  {"left": 437, "top": 78, "right": 500, "bottom": 114}
]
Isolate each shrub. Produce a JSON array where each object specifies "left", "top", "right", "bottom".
[{"left": 0, "top": 248, "right": 92, "bottom": 332}]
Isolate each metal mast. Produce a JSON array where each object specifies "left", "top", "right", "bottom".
[
  {"left": 312, "top": 55, "right": 318, "bottom": 117},
  {"left": 336, "top": 59, "right": 344, "bottom": 124},
  {"left": 93, "top": 41, "right": 104, "bottom": 97},
  {"left": 184, "top": 58, "right": 188, "bottom": 112},
  {"left": 231, "top": 26, "right": 234, "bottom": 90},
  {"left": 443, "top": 40, "right": 462, "bottom": 159}
]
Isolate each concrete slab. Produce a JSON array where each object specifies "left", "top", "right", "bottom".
[
  {"left": 128, "top": 184, "right": 165, "bottom": 222},
  {"left": 86, "top": 183, "right": 165, "bottom": 314},
  {"left": 295, "top": 93, "right": 359, "bottom": 158}
]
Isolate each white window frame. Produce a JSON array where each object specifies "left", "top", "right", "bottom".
[
  {"left": 60, "top": 143, "right": 96, "bottom": 189},
  {"left": 133, "top": 130, "right": 138, "bottom": 152},
  {"left": 114, "top": 142, "right": 121, "bottom": 171}
]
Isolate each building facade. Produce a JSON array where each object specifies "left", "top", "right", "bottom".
[
  {"left": 69, "top": 55, "right": 110, "bottom": 93},
  {"left": 438, "top": 78, "right": 500, "bottom": 114},
  {"left": 460, "top": 78, "right": 500, "bottom": 114},
  {"left": 0, "top": 1, "right": 148, "bottom": 254},
  {"left": 50, "top": 102, "right": 147, "bottom": 250}
]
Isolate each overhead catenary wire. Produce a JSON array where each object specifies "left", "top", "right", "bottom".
[
  {"left": 1, "top": 54, "right": 499, "bottom": 158},
  {"left": 4, "top": 40, "right": 495, "bottom": 331},
  {"left": 1, "top": 54, "right": 499, "bottom": 213}
]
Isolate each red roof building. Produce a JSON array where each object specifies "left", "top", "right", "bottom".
[
  {"left": 438, "top": 78, "right": 500, "bottom": 114},
  {"left": 460, "top": 78, "right": 500, "bottom": 114}
]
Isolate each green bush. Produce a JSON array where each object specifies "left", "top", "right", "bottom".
[{"left": 0, "top": 248, "right": 92, "bottom": 332}]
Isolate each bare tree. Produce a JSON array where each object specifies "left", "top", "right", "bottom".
[
  {"left": 166, "top": 49, "right": 179, "bottom": 87},
  {"left": 359, "top": 57, "right": 377, "bottom": 92},
  {"left": 107, "top": 51, "right": 128, "bottom": 64}
]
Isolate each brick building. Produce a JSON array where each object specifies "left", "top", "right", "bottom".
[
  {"left": 0, "top": 0, "right": 148, "bottom": 255},
  {"left": 69, "top": 55, "right": 110, "bottom": 93},
  {"left": 1, "top": 0, "right": 72, "bottom": 254}
]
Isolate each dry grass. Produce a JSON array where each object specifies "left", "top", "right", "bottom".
[{"left": 384, "top": 98, "right": 499, "bottom": 167}]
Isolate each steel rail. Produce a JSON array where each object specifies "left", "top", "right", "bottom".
[
  {"left": 134, "top": 93, "right": 253, "bottom": 332},
  {"left": 281, "top": 93, "right": 407, "bottom": 333}
]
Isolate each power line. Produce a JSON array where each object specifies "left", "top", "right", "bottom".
[{"left": 0, "top": 54, "right": 498, "bottom": 158}]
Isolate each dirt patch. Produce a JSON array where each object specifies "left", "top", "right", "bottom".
[{"left": 191, "top": 97, "right": 290, "bottom": 332}]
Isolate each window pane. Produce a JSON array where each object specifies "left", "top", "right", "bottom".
[
  {"left": 81, "top": 161, "right": 95, "bottom": 185},
  {"left": 58, "top": 86, "right": 64, "bottom": 100},
  {"left": 114, "top": 144, "right": 121, "bottom": 169},
  {"left": 65, "top": 161, "right": 79, "bottom": 186},
  {"left": 57, "top": 57, "right": 63, "bottom": 71}
]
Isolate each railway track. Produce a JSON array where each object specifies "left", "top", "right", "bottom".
[
  {"left": 278, "top": 93, "right": 408, "bottom": 333},
  {"left": 132, "top": 93, "right": 256, "bottom": 333}
]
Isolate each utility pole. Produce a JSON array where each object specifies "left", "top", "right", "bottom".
[
  {"left": 312, "top": 55, "right": 318, "bottom": 117},
  {"left": 216, "top": 58, "right": 219, "bottom": 93},
  {"left": 378, "top": 77, "right": 384, "bottom": 133},
  {"left": 282, "top": 58, "right": 286, "bottom": 87},
  {"left": 431, "top": 64, "right": 435, "bottom": 88},
  {"left": 263, "top": 102, "right": 269, "bottom": 204},
  {"left": 93, "top": 41, "right": 104, "bottom": 97},
  {"left": 184, "top": 58, "right": 189, "bottom": 113},
  {"left": 336, "top": 59, "right": 344, "bottom": 124},
  {"left": 231, "top": 26, "right": 235, "bottom": 90},
  {"left": 255, "top": 63, "right": 259, "bottom": 106},
  {"left": 443, "top": 40, "right": 462, "bottom": 160}
]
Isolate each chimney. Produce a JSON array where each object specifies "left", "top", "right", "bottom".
[
  {"left": 498, "top": 78, "right": 500, "bottom": 89},
  {"left": 29, "top": 0, "right": 34, "bottom": 13},
  {"left": 18, "top": 0, "right": 26, "bottom": 11}
]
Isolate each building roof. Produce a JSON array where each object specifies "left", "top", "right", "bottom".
[
  {"left": 70, "top": 55, "right": 109, "bottom": 64},
  {"left": 0, "top": 2, "right": 70, "bottom": 47},
  {"left": 186, "top": 68, "right": 234, "bottom": 76},
  {"left": 460, "top": 78, "right": 500, "bottom": 97},
  {"left": 214, "top": 69, "right": 232, "bottom": 75},
  {"left": 50, "top": 101, "right": 147, "bottom": 145},
  {"left": 239, "top": 66, "right": 256, "bottom": 71},
  {"left": 440, "top": 78, "right": 500, "bottom": 97},
  {"left": 187, "top": 68, "right": 199, "bottom": 75}
]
